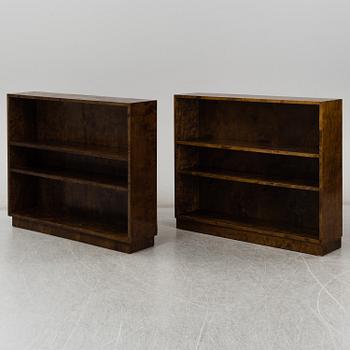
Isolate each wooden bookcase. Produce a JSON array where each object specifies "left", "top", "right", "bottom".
[
  {"left": 175, "top": 93, "right": 342, "bottom": 255},
  {"left": 8, "top": 92, "right": 157, "bottom": 253}
]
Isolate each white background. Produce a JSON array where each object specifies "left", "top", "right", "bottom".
[{"left": 0, "top": 0, "right": 349, "bottom": 208}]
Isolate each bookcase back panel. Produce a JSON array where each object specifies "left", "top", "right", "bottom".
[
  {"left": 8, "top": 98, "right": 36, "bottom": 141},
  {"left": 9, "top": 174, "right": 40, "bottom": 214},
  {"left": 175, "top": 176, "right": 199, "bottom": 216},
  {"left": 197, "top": 148, "right": 319, "bottom": 184},
  {"left": 10, "top": 148, "right": 128, "bottom": 179},
  {"left": 43, "top": 181, "right": 127, "bottom": 221},
  {"left": 10, "top": 98, "right": 128, "bottom": 150},
  {"left": 175, "top": 98, "right": 199, "bottom": 140},
  {"left": 198, "top": 179, "right": 319, "bottom": 232},
  {"left": 199, "top": 100, "right": 319, "bottom": 151},
  {"left": 11, "top": 175, "right": 128, "bottom": 223}
]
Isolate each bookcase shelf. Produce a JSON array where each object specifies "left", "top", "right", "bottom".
[
  {"left": 8, "top": 91, "right": 157, "bottom": 253},
  {"left": 179, "top": 167, "right": 319, "bottom": 192},
  {"left": 175, "top": 93, "right": 342, "bottom": 255},
  {"left": 10, "top": 140, "right": 128, "bottom": 161},
  {"left": 13, "top": 207, "right": 129, "bottom": 243},
  {"left": 176, "top": 139, "right": 319, "bottom": 158},
  {"left": 179, "top": 210, "right": 319, "bottom": 243},
  {"left": 10, "top": 167, "right": 128, "bottom": 192}
]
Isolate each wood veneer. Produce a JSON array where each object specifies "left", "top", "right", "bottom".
[
  {"left": 8, "top": 91, "right": 157, "bottom": 253},
  {"left": 175, "top": 93, "right": 342, "bottom": 255}
]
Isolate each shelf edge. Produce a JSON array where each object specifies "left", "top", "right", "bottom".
[
  {"left": 12, "top": 213, "right": 130, "bottom": 243},
  {"left": 179, "top": 213, "right": 320, "bottom": 244},
  {"left": 176, "top": 140, "right": 320, "bottom": 158},
  {"left": 9, "top": 141, "right": 129, "bottom": 161},
  {"left": 11, "top": 168, "right": 128, "bottom": 192},
  {"left": 179, "top": 169, "right": 319, "bottom": 192}
]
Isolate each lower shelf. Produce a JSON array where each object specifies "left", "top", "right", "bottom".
[
  {"left": 176, "top": 139, "right": 319, "bottom": 158},
  {"left": 10, "top": 140, "right": 128, "bottom": 161},
  {"left": 179, "top": 167, "right": 319, "bottom": 192},
  {"left": 12, "top": 209, "right": 155, "bottom": 253},
  {"left": 12, "top": 208, "right": 129, "bottom": 243},
  {"left": 11, "top": 167, "right": 128, "bottom": 192},
  {"left": 177, "top": 211, "right": 340, "bottom": 255},
  {"left": 179, "top": 210, "right": 319, "bottom": 243}
]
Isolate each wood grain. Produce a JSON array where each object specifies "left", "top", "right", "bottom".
[
  {"left": 128, "top": 101, "right": 158, "bottom": 241},
  {"left": 8, "top": 91, "right": 148, "bottom": 106},
  {"left": 176, "top": 93, "right": 339, "bottom": 105},
  {"left": 319, "top": 100, "right": 342, "bottom": 244}
]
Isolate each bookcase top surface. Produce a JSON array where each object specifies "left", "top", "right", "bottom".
[
  {"left": 8, "top": 91, "right": 155, "bottom": 106},
  {"left": 175, "top": 93, "right": 341, "bottom": 105}
]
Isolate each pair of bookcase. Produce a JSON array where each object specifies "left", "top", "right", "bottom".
[{"left": 8, "top": 92, "right": 342, "bottom": 255}]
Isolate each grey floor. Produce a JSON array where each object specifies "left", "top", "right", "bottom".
[{"left": 0, "top": 207, "right": 350, "bottom": 350}]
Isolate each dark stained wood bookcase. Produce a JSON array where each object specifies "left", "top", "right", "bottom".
[
  {"left": 175, "top": 93, "right": 342, "bottom": 255},
  {"left": 8, "top": 92, "right": 157, "bottom": 253}
]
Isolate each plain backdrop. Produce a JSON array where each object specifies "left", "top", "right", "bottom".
[{"left": 0, "top": 0, "right": 349, "bottom": 209}]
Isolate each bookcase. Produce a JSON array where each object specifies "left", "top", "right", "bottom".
[
  {"left": 8, "top": 92, "right": 157, "bottom": 253},
  {"left": 175, "top": 93, "right": 342, "bottom": 255}
]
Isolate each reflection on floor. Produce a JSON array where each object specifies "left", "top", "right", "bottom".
[{"left": 0, "top": 207, "right": 349, "bottom": 350}]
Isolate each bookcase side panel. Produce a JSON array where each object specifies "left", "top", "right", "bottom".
[
  {"left": 319, "top": 100, "right": 342, "bottom": 245},
  {"left": 128, "top": 102, "right": 157, "bottom": 243}
]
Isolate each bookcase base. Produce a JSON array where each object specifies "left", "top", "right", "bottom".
[
  {"left": 13, "top": 217, "right": 154, "bottom": 254},
  {"left": 177, "top": 219, "right": 341, "bottom": 256}
]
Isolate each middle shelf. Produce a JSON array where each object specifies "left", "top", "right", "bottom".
[
  {"left": 179, "top": 167, "right": 319, "bottom": 191},
  {"left": 9, "top": 145, "right": 129, "bottom": 192},
  {"left": 11, "top": 166, "right": 128, "bottom": 192},
  {"left": 176, "top": 144, "right": 319, "bottom": 193},
  {"left": 10, "top": 140, "right": 128, "bottom": 161},
  {"left": 176, "top": 138, "right": 319, "bottom": 158}
]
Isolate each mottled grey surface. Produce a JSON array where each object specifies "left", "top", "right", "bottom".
[{"left": 0, "top": 207, "right": 349, "bottom": 350}]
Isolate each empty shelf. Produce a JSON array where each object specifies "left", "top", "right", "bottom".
[
  {"left": 13, "top": 208, "right": 129, "bottom": 243},
  {"left": 176, "top": 139, "right": 319, "bottom": 158},
  {"left": 10, "top": 141, "right": 128, "bottom": 161},
  {"left": 179, "top": 167, "right": 319, "bottom": 191},
  {"left": 11, "top": 167, "right": 128, "bottom": 192},
  {"left": 179, "top": 210, "right": 319, "bottom": 243}
]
